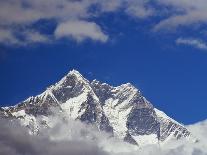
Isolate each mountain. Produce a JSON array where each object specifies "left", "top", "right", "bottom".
[{"left": 1, "top": 70, "right": 192, "bottom": 146}]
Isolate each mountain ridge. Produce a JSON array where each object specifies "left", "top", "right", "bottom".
[{"left": 0, "top": 70, "right": 192, "bottom": 146}]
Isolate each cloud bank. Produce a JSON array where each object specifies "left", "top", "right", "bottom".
[
  {"left": 0, "top": 113, "right": 207, "bottom": 155},
  {"left": 0, "top": 119, "right": 108, "bottom": 155}
]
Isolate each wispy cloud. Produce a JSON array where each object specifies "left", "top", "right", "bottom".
[
  {"left": 176, "top": 38, "right": 207, "bottom": 50},
  {"left": 154, "top": 0, "right": 207, "bottom": 31},
  {"left": 0, "top": 28, "right": 20, "bottom": 45}
]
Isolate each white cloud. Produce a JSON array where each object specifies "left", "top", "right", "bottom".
[
  {"left": 187, "top": 119, "right": 207, "bottom": 141},
  {"left": 96, "top": 0, "right": 123, "bottom": 12},
  {"left": 176, "top": 38, "right": 207, "bottom": 50},
  {"left": 0, "top": 0, "right": 155, "bottom": 45},
  {"left": 0, "top": 29, "right": 20, "bottom": 45},
  {"left": 125, "top": 0, "right": 154, "bottom": 19},
  {"left": 0, "top": 28, "right": 50, "bottom": 46},
  {"left": 1, "top": 0, "right": 207, "bottom": 45},
  {"left": 0, "top": 0, "right": 104, "bottom": 45},
  {"left": 0, "top": 0, "right": 90, "bottom": 25},
  {"left": 55, "top": 21, "right": 108, "bottom": 43},
  {"left": 0, "top": 111, "right": 207, "bottom": 155},
  {"left": 24, "top": 31, "right": 50, "bottom": 44},
  {"left": 154, "top": 0, "right": 207, "bottom": 30}
]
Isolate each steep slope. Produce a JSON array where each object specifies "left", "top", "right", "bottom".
[{"left": 1, "top": 70, "right": 191, "bottom": 146}]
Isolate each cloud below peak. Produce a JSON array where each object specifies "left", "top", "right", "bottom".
[{"left": 0, "top": 116, "right": 207, "bottom": 155}]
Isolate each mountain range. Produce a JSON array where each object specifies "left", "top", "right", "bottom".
[{"left": 0, "top": 70, "right": 192, "bottom": 146}]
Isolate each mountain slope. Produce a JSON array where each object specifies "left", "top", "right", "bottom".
[{"left": 1, "top": 70, "right": 191, "bottom": 146}]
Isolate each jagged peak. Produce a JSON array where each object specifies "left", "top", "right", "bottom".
[
  {"left": 66, "top": 69, "right": 90, "bottom": 83},
  {"left": 154, "top": 108, "right": 184, "bottom": 127},
  {"left": 91, "top": 80, "right": 140, "bottom": 98},
  {"left": 91, "top": 80, "right": 137, "bottom": 90},
  {"left": 115, "top": 82, "right": 138, "bottom": 92},
  {"left": 67, "top": 69, "right": 82, "bottom": 77},
  {"left": 120, "top": 82, "right": 135, "bottom": 88},
  {"left": 1, "top": 106, "right": 10, "bottom": 110},
  {"left": 49, "top": 69, "right": 90, "bottom": 90},
  {"left": 0, "top": 69, "right": 194, "bottom": 146},
  {"left": 91, "top": 79, "right": 100, "bottom": 84},
  {"left": 91, "top": 79, "right": 112, "bottom": 87}
]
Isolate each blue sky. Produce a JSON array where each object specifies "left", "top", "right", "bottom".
[{"left": 0, "top": 0, "right": 207, "bottom": 124}]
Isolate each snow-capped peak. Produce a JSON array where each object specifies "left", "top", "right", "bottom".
[
  {"left": 67, "top": 69, "right": 84, "bottom": 78},
  {"left": 0, "top": 70, "right": 192, "bottom": 147}
]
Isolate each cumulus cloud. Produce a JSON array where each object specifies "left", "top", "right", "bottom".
[
  {"left": 0, "top": 119, "right": 108, "bottom": 155},
  {"left": 187, "top": 119, "right": 207, "bottom": 145},
  {"left": 55, "top": 21, "right": 108, "bottom": 43},
  {"left": 176, "top": 38, "right": 207, "bottom": 50},
  {"left": 0, "top": 0, "right": 107, "bottom": 45},
  {"left": 0, "top": 111, "right": 137, "bottom": 155},
  {"left": 0, "top": 113, "right": 207, "bottom": 155}
]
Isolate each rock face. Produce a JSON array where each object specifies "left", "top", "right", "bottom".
[{"left": 1, "top": 70, "right": 191, "bottom": 146}]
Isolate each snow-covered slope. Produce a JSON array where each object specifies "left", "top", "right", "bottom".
[{"left": 1, "top": 70, "right": 191, "bottom": 146}]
